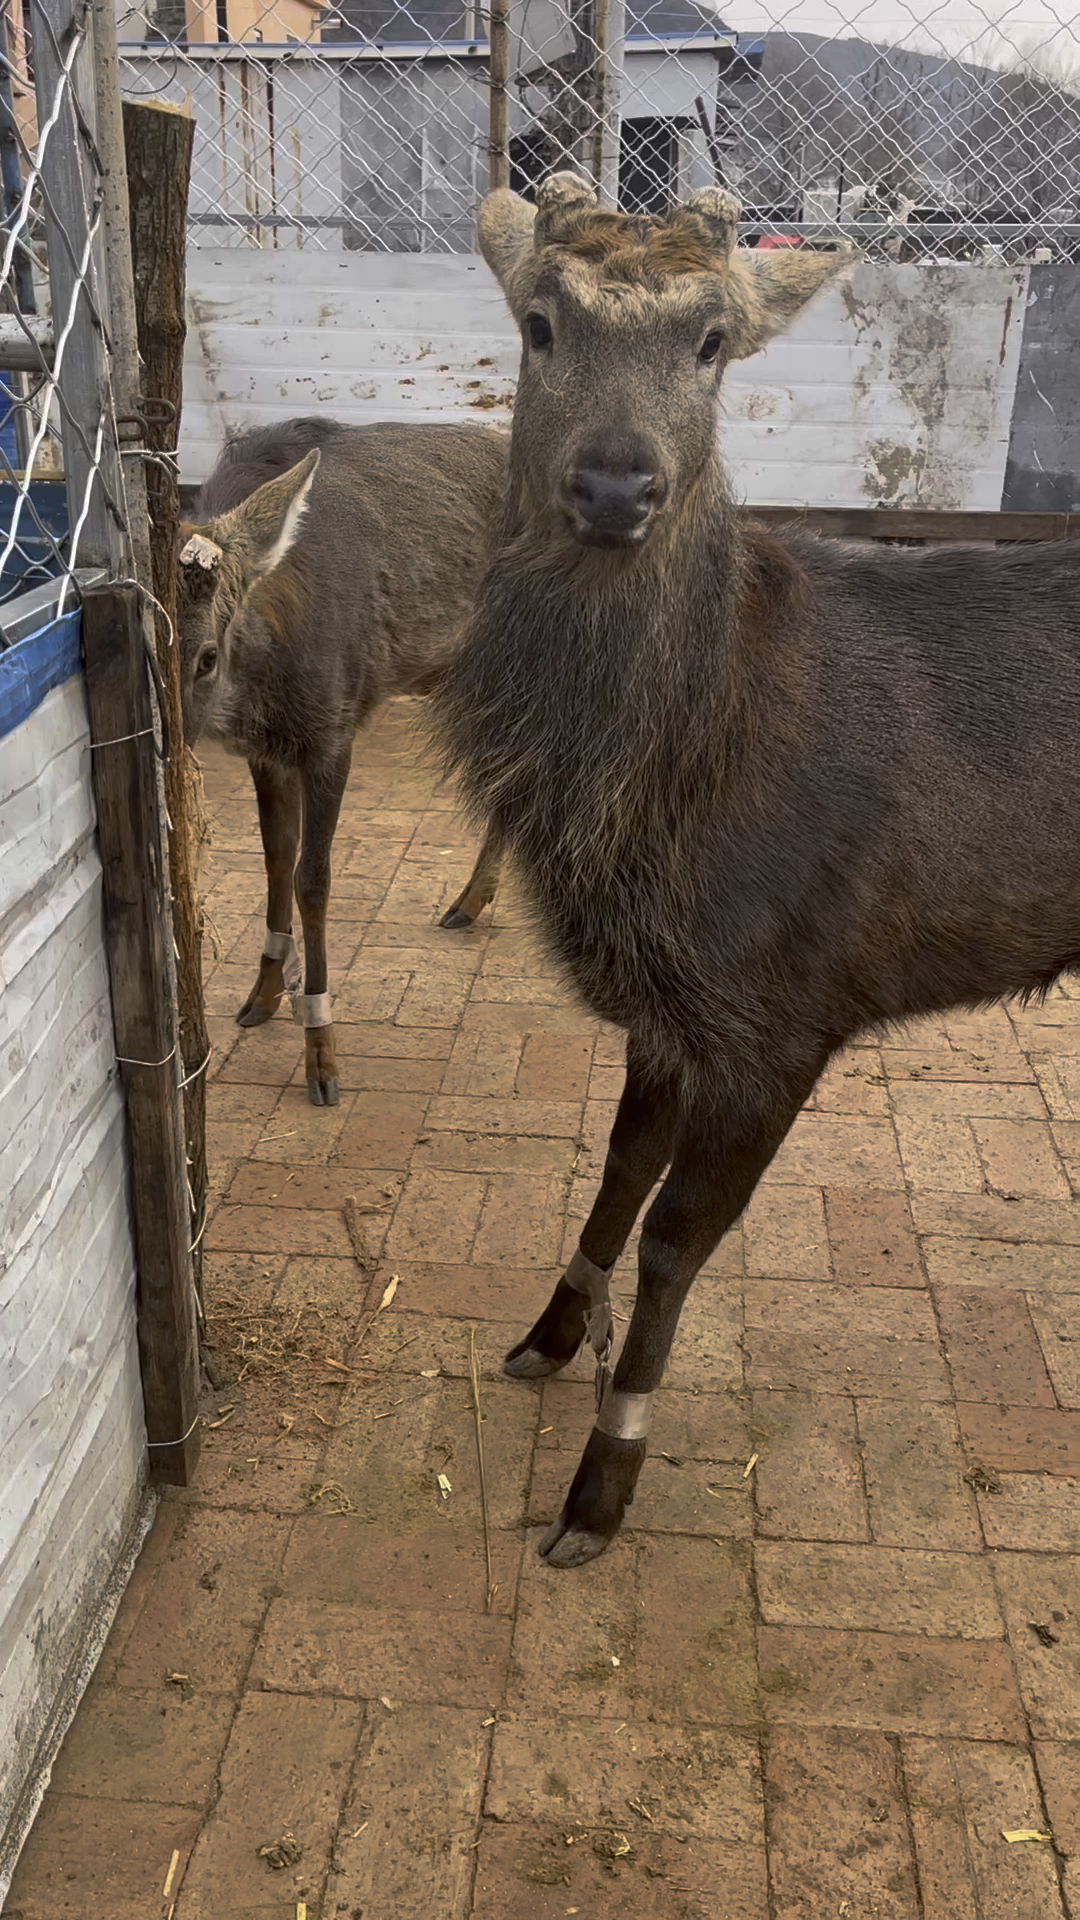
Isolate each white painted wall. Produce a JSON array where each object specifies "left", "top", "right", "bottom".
[
  {"left": 0, "top": 647, "right": 145, "bottom": 1874},
  {"left": 181, "top": 247, "right": 1028, "bottom": 510}
]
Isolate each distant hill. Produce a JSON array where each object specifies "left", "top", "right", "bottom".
[{"left": 731, "top": 30, "right": 1080, "bottom": 218}]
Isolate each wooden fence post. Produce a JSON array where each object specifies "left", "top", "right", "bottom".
[
  {"left": 488, "top": 0, "right": 511, "bottom": 192},
  {"left": 121, "top": 98, "right": 211, "bottom": 1320},
  {"left": 81, "top": 583, "right": 201, "bottom": 1483},
  {"left": 34, "top": 0, "right": 200, "bottom": 1480}
]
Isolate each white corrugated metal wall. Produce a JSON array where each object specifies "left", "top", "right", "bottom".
[
  {"left": 0, "top": 601, "right": 147, "bottom": 1893},
  {"left": 179, "top": 250, "right": 1029, "bottom": 511}
]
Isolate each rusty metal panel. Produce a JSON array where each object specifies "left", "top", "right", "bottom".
[
  {"left": 181, "top": 250, "right": 1028, "bottom": 512},
  {"left": 725, "top": 261, "right": 1027, "bottom": 511},
  {"left": 1002, "top": 265, "right": 1080, "bottom": 515}
]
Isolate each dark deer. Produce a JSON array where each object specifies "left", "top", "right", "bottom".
[
  {"left": 179, "top": 417, "right": 507, "bottom": 1106},
  {"left": 434, "top": 172, "right": 1080, "bottom": 1567}
]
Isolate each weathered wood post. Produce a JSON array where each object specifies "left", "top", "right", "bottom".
[
  {"left": 488, "top": 0, "right": 511, "bottom": 192},
  {"left": 122, "top": 97, "right": 211, "bottom": 1325}
]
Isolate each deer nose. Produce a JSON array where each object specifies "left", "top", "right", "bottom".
[{"left": 570, "top": 467, "right": 657, "bottom": 534}]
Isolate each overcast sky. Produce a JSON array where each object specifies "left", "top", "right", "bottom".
[{"left": 716, "top": 0, "right": 1080, "bottom": 65}]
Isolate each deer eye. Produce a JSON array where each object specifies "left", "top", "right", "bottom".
[
  {"left": 699, "top": 329, "right": 724, "bottom": 364},
  {"left": 526, "top": 312, "right": 553, "bottom": 351},
  {"left": 195, "top": 645, "right": 218, "bottom": 679}
]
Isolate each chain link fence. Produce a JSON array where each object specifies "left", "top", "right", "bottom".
[
  {"left": 112, "top": 0, "right": 1080, "bottom": 261},
  {"left": 0, "top": 0, "right": 139, "bottom": 607},
  {"left": 0, "top": 0, "right": 204, "bottom": 1407},
  {"left": 0, "top": 0, "right": 83, "bottom": 603},
  {"left": 0, "top": 0, "right": 1073, "bottom": 572}
]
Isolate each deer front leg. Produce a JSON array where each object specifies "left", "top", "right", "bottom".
[
  {"left": 294, "top": 747, "right": 351, "bottom": 1107},
  {"left": 504, "top": 1042, "right": 678, "bottom": 1380},
  {"left": 440, "top": 819, "right": 503, "bottom": 930},
  {"left": 540, "top": 1081, "right": 818, "bottom": 1570},
  {"left": 237, "top": 759, "right": 302, "bottom": 1028}
]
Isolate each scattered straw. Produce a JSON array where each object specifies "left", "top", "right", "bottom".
[
  {"left": 352, "top": 1268, "right": 403, "bottom": 1357},
  {"left": 307, "top": 1481, "right": 355, "bottom": 1515},
  {"left": 469, "top": 1327, "right": 497, "bottom": 1613},
  {"left": 343, "top": 1195, "right": 386, "bottom": 1272},
  {"left": 257, "top": 1833, "right": 303, "bottom": 1870}
]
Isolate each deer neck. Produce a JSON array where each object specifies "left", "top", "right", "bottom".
[{"left": 439, "top": 456, "right": 749, "bottom": 868}]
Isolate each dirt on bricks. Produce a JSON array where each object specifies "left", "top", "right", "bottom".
[{"left": 8, "top": 699, "right": 1080, "bottom": 1919}]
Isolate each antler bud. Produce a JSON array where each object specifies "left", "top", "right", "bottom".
[{"left": 534, "top": 172, "right": 598, "bottom": 249}]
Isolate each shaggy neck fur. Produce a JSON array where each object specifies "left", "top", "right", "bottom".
[
  {"left": 435, "top": 433, "right": 815, "bottom": 1103},
  {"left": 439, "top": 444, "right": 804, "bottom": 887}
]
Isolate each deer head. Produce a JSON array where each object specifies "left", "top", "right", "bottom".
[
  {"left": 478, "top": 173, "right": 851, "bottom": 551},
  {"left": 177, "top": 446, "right": 319, "bottom": 743}
]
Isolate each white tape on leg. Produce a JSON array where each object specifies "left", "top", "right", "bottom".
[
  {"left": 595, "top": 1381, "right": 653, "bottom": 1443},
  {"left": 262, "top": 926, "right": 295, "bottom": 962},
  {"left": 564, "top": 1246, "right": 615, "bottom": 1409},
  {"left": 294, "top": 992, "right": 332, "bottom": 1029},
  {"left": 263, "top": 928, "right": 301, "bottom": 996},
  {"left": 564, "top": 1249, "right": 612, "bottom": 1316}
]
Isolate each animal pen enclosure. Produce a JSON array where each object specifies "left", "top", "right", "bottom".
[
  {"left": 115, "top": 0, "right": 1080, "bottom": 515},
  {"left": 2, "top": 0, "right": 1080, "bottom": 1899},
  {"left": 0, "top": 0, "right": 201, "bottom": 1893}
]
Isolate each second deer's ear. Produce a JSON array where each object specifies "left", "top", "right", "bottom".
[{"left": 211, "top": 447, "right": 321, "bottom": 580}]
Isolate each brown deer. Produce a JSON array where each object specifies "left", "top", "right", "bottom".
[
  {"left": 179, "top": 417, "right": 507, "bottom": 1106},
  {"left": 434, "top": 172, "right": 1080, "bottom": 1567}
]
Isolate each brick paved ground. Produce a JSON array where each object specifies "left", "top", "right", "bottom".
[{"left": 10, "top": 699, "right": 1080, "bottom": 1919}]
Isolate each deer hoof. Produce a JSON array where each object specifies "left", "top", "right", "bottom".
[
  {"left": 538, "top": 1429, "right": 646, "bottom": 1569},
  {"left": 236, "top": 999, "right": 274, "bottom": 1028},
  {"left": 539, "top": 1520, "right": 613, "bottom": 1568},
  {"left": 503, "top": 1344, "right": 573, "bottom": 1380},
  {"left": 439, "top": 904, "right": 474, "bottom": 931},
  {"left": 237, "top": 958, "right": 287, "bottom": 1026},
  {"left": 304, "top": 1025, "right": 339, "bottom": 1110},
  {"left": 502, "top": 1277, "right": 587, "bottom": 1380}
]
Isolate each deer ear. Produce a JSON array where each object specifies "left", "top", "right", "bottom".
[
  {"left": 214, "top": 446, "right": 320, "bottom": 579},
  {"left": 724, "top": 246, "right": 857, "bottom": 361},
  {"left": 478, "top": 189, "right": 537, "bottom": 300}
]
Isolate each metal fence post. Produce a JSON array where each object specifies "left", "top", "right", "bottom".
[
  {"left": 90, "top": 0, "right": 152, "bottom": 581},
  {"left": 597, "top": 0, "right": 625, "bottom": 209},
  {"left": 31, "top": 0, "right": 124, "bottom": 573}
]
